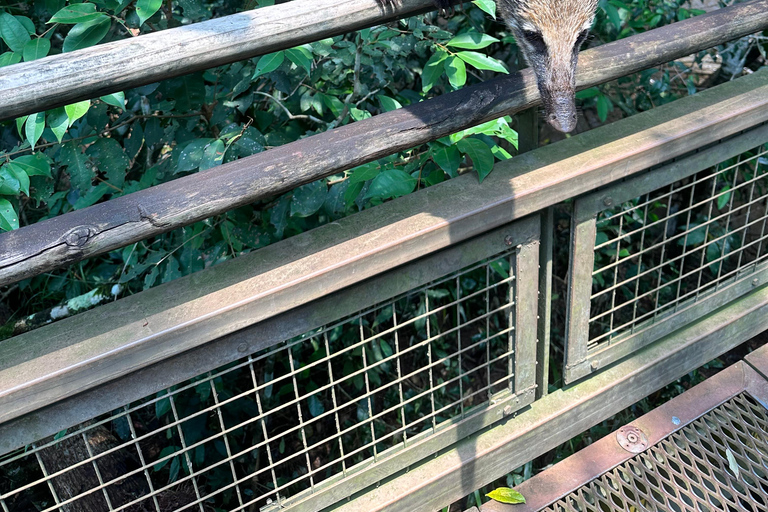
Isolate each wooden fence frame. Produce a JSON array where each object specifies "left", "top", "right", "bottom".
[{"left": 2, "top": 69, "right": 767, "bottom": 429}]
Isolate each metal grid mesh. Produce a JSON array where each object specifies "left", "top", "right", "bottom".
[
  {"left": 589, "top": 144, "right": 768, "bottom": 349},
  {"left": 0, "top": 249, "right": 519, "bottom": 512},
  {"left": 543, "top": 392, "right": 768, "bottom": 512}
]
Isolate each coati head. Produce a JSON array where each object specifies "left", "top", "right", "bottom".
[{"left": 499, "top": 0, "right": 598, "bottom": 133}]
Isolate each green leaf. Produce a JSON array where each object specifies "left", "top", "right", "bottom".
[
  {"left": 457, "top": 138, "right": 494, "bottom": 182},
  {"left": 63, "top": 16, "right": 111, "bottom": 52},
  {"left": 15, "top": 115, "right": 28, "bottom": 137},
  {"left": 725, "top": 447, "right": 740, "bottom": 478},
  {"left": 286, "top": 46, "right": 313, "bottom": 75},
  {"left": 596, "top": 94, "right": 611, "bottom": 122},
  {"left": 0, "top": 166, "right": 21, "bottom": 195},
  {"left": 601, "top": 2, "right": 622, "bottom": 29},
  {"left": 343, "top": 180, "right": 363, "bottom": 208},
  {"left": 252, "top": 51, "right": 285, "bottom": 79},
  {"left": 47, "top": 107, "right": 69, "bottom": 142},
  {"left": 576, "top": 87, "right": 601, "bottom": 99},
  {"left": 15, "top": 16, "right": 35, "bottom": 35},
  {"left": 376, "top": 95, "right": 402, "bottom": 112},
  {"left": 486, "top": 487, "right": 525, "bottom": 504},
  {"left": 12, "top": 154, "right": 52, "bottom": 177},
  {"left": 87, "top": 138, "right": 130, "bottom": 187},
  {"left": 22, "top": 38, "right": 51, "bottom": 62},
  {"left": 472, "top": 0, "right": 496, "bottom": 19},
  {"left": 307, "top": 395, "right": 325, "bottom": 417},
  {"left": 6, "top": 162, "right": 31, "bottom": 196},
  {"left": 446, "top": 32, "right": 499, "bottom": 50},
  {"left": 100, "top": 91, "right": 125, "bottom": 109},
  {"left": 59, "top": 142, "right": 93, "bottom": 192},
  {"left": 49, "top": 3, "right": 104, "bottom": 24},
  {"left": 421, "top": 51, "right": 448, "bottom": 93},
  {"left": 136, "top": 0, "right": 162, "bottom": 25},
  {"left": 24, "top": 112, "right": 45, "bottom": 150},
  {"left": 366, "top": 169, "right": 417, "bottom": 200},
  {"left": 0, "top": 12, "right": 31, "bottom": 53},
  {"left": 165, "top": 73, "right": 205, "bottom": 112},
  {"left": 291, "top": 179, "right": 327, "bottom": 217},
  {"left": 432, "top": 144, "right": 461, "bottom": 178},
  {"left": 199, "top": 139, "right": 226, "bottom": 170},
  {"left": 0, "top": 199, "right": 19, "bottom": 231},
  {"left": 682, "top": 224, "right": 706, "bottom": 246},
  {"left": 444, "top": 56, "right": 466, "bottom": 89},
  {"left": 717, "top": 185, "right": 731, "bottom": 210},
  {"left": 456, "top": 51, "right": 508, "bottom": 73},
  {"left": 65, "top": 100, "right": 91, "bottom": 126},
  {"left": 176, "top": 138, "right": 214, "bottom": 173},
  {"left": 0, "top": 51, "right": 21, "bottom": 67},
  {"left": 73, "top": 181, "right": 110, "bottom": 209},
  {"left": 349, "top": 163, "right": 380, "bottom": 183}
]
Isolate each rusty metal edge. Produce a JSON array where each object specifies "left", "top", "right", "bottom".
[
  {"left": 491, "top": 361, "right": 766, "bottom": 511},
  {"left": 332, "top": 283, "right": 768, "bottom": 512},
  {"left": 1, "top": 70, "right": 767, "bottom": 429}
]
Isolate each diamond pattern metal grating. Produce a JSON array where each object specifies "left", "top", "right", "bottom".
[{"left": 544, "top": 393, "right": 768, "bottom": 512}]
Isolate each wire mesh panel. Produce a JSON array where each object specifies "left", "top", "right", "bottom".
[
  {"left": 542, "top": 392, "right": 768, "bottom": 512},
  {"left": 565, "top": 126, "right": 768, "bottom": 382},
  {"left": 0, "top": 222, "right": 539, "bottom": 512}
]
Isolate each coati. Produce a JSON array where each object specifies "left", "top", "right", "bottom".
[{"left": 380, "top": 0, "right": 599, "bottom": 133}]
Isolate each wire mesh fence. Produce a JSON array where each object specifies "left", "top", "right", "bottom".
[
  {"left": 565, "top": 129, "right": 768, "bottom": 382},
  {"left": 589, "top": 143, "right": 768, "bottom": 348},
  {"left": 0, "top": 247, "right": 527, "bottom": 512}
]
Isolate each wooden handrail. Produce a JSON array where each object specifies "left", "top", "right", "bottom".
[{"left": 0, "top": 0, "right": 442, "bottom": 122}]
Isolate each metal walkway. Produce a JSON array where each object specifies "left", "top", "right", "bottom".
[{"left": 480, "top": 343, "right": 768, "bottom": 512}]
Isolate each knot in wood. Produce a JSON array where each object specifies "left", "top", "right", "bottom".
[{"left": 64, "top": 226, "right": 96, "bottom": 247}]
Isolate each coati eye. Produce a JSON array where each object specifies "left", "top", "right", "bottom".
[
  {"left": 521, "top": 30, "right": 546, "bottom": 52},
  {"left": 574, "top": 30, "right": 590, "bottom": 50}
]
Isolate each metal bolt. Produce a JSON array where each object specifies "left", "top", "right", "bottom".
[
  {"left": 672, "top": 416, "right": 681, "bottom": 426},
  {"left": 603, "top": 197, "right": 614, "bottom": 207},
  {"left": 237, "top": 342, "right": 249, "bottom": 353},
  {"left": 753, "top": 277, "right": 760, "bottom": 287},
  {"left": 504, "top": 235, "right": 514, "bottom": 246},
  {"left": 590, "top": 360, "right": 599, "bottom": 371},
  {"left": 503, "top": 405, "right": 513, "bottom": 416},
  {"left": 616, "top": 425, "right": 648, "bottom": 453}
]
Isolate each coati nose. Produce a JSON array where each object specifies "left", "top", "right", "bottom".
[
  {"left": 546, "top": 111, "right": 578, "bottom": 134},
  {"left": 545, "top": 92, "right": 578, "bottom": 133}
]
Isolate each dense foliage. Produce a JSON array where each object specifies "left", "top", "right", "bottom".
[{"left": 5, "top": 0, "right": 759, "bottom": 327}]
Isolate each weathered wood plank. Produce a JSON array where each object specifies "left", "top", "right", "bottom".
[
  {"left": 0, "top": 0, "right": 446, "bottom": 122},
  {"left": 334, "top": 283, "right": 768, "bottom": 512},
  {"left": 2, "top": 0, "right": 768, "bottom": 286},
  {"left": 0, "top": 70, "right": 766, "bottom": 430}
]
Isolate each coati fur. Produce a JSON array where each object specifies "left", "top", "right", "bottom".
[{"left": 379, "top": 0, "right": 599, "bottom": 133}]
